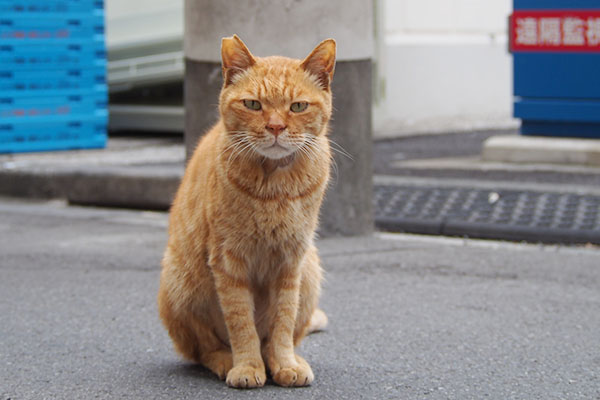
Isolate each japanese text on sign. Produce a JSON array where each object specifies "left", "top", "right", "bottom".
[{"left": 512, "top": 10, "right": 600, "bottom": 52}]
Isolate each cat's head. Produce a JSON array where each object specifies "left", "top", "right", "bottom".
[{"left": 218, "top": 35, "right": 336, "bottom": 161}]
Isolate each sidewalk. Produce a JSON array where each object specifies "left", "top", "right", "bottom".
[
  {"left": 1, "top": 130, "right": 600, "bottom": 244},
  {"left": 1, "top": 198, "right": 599, "bottom": 399}
]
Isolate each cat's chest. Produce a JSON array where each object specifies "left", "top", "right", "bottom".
[
  {"left": 251, "top": 200, "right": 308, "bottom": 234},
  {"left": 218, "top": 166, "right": 324, "bottom": 245}
]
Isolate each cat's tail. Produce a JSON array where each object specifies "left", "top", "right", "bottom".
[{"left": 307, "top": 308, "right": 328, "bottom": 334}]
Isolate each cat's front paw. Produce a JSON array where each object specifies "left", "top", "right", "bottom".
[
  {"left": 226, "top": 362, "right": 266, "bottom": 389},
  {"left": 272, "top": 356, "right": 314, "bottom": 387}
]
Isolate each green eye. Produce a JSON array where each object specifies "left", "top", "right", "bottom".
[
  {"left": 243, "top": 100, "right": 262, "bottom": 111},
  {"left": 290, "top": 102, "right": 308, "bottom": 113}
]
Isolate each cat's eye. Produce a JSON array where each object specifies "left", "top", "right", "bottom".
[
  {"left": 290, "top": 102, "right": 308, "bottom": 113},
  {"left": 243, "top": 99, "right": 262, "bottom": 111}
]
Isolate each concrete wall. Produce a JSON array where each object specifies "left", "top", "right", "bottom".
[
  {"left": 184, "top": 0, "right": 372, "bottom": 62},
  {"left": 375, "top": 0, "right": 517, "bottom": 136}
]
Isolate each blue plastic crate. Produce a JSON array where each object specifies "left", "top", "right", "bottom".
[
  {"left": 0, "top": 0, "right": 103, "bottom": 15},
  {"left": 0, "top": 111, "right": 107, "bottom": 153},
  {"left": 0, "top": 0, "right": 108, "bottom": 153},
  {"left": 1, "top": 13, "right": 104, "bottom": 41},
  {"left": 0, "top": 67, "right": 105, "bottom": 91},
  {"left": 0, "top": 87, "right": 107, "bottom": 119},
  {"left": 0, "top": 39, "right": 106, "bottom": 70}
]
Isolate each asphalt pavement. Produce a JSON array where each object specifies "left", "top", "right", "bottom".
[{"left": 1, "top": 198, "right": 599, "bottom": 399}]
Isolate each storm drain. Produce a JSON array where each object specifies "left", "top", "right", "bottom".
[{"left": 374, "top": 185, "right": 600, "bottom": 244}]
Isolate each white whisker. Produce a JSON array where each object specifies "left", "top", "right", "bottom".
[
  {"left": 227, "top": 139, "right": 256, "bottom": 168},
  {"left": 327, "top": 138, "right": 354, "bottom": 161},
  {"left": 301, "top": 134, "right": 339, "bottom": 185}
]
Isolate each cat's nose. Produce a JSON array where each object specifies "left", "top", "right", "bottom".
[{"left": 266, "top": 115, "right": 286, "bottom": 137}]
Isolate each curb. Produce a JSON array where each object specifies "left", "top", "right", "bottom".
[
  {"left": 0, "top": 167, "right": 181, "bottom": 210},
  {"left": 2, "top": 167, "right": 599, "bottom": 245}
]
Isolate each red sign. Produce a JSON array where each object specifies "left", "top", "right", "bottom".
[{"left": 511, "top": 10, "right": 600, "bottom": 52}]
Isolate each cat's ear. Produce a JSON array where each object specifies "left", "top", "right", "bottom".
[
  {"left": 301, "top": 39, "right": 336, "bottom": 90},
  {"left": 221, "top": 35, "right": 256, "bottom": 86}
]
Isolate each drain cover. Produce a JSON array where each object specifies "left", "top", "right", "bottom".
[{"left": 374, "top": 185, "right": 600, "bottom": 244}]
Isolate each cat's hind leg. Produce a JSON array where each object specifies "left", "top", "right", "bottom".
[
  {"left": 307, "top": 308, "right": 328, "bottom": 334},
  {"left": 158, "top": 289, "right": 233, "bottom": 380},
  {"left": 166, "top": 313, "right": 232, "bottom": 379},
  {"left": 199, "top": 347, "right": 234, "bottom": 381}
]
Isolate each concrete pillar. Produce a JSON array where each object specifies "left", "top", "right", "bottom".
[{"left": 184, "top": 0, "right": 374, "bottom": 236}]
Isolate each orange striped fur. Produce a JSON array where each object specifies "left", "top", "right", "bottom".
[{"left": 157, "top": 35, "right": 335, "bottom": 388}]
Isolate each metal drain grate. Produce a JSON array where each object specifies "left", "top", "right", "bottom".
[{"left": 374, "top": 185, "right": 600, "bottom": 244}]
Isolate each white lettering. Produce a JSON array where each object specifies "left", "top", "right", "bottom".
[
  {"left": 563, "top": 17, "right": 585, "bottom": 45},
  {"left": 587, "top": 17, "right": 600, "bottom": 46},
  {"left": 516, "top": 17, "right": 538, "bottom": 45},
  {"left": 539, "top": 18, "right": 561, "bottom": 45}
]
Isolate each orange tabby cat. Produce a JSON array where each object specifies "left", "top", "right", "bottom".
[{"left": 157, "top": 35, "right": 335, "bottom": 388}]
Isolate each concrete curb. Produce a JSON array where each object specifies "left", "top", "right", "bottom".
[
  {"left": 67, "top": 170, "right": 180, "bottom": 210},
  {"left": 482, "top": 135, "right": 600, "bottom": 166},
  {"left": 2, "top": 165, "right": 599, "bottom": 244},
  {"left": 0, "top": 166, "right": 181, "bottom": 210}
]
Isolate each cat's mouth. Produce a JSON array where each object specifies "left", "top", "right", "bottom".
[
  {"left": 267, "top": 142, "right": 288, "bottom": 151},
  {"left": 258, "top": 141, "right": 295, "bottom": 160}
]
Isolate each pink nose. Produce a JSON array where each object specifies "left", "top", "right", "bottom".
[
  {"left": 266, "top": 123, "right": 286, "bottom": 137},
  {"left": 266, "top": 115, "right": 286, "bottom": 137}
]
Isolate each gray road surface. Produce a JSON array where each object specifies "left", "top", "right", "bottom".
[{"left": 1, "top": 198, "right": 599, "bottom": 399}]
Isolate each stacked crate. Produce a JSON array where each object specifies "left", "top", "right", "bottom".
[{"left": 0, "top": 0, "right": 107, "bottom": 153}]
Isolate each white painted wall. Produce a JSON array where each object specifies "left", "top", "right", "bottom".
[
  {"left": 104, "top": 0, "right": 183, "bottom": 49},
  {"left": 375, "top": 0, "right": 518, "bottom": 137}
]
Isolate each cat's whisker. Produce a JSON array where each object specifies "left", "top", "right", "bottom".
[
  {"left": 327, "top": 138, "right": 354, "bottom": 161},
  {"left": 304, "top": 144, "right": 326, "bottom": 171},
  {"left": 221, "top": 138, "right": 246, "bottom": 161},
  {"left": 220, "top": 132, "right": 248, "bottom": 151},
  {"left": 220, "top": 131, "right": 261, "bottom": 167},
  {"left": 300, "top": 135, "right": 339, "bottom": 184},
  {"left": 227, "top": 139, "right": 257, "bottom": 168},
  {"left": 221, "top": 138, "right": 245, "bottom": 156},
  {"left": 303, "top": 136, "right": 330, "bottom": 159},
  {"left": 292, "top": 137, "right": 310, "bottom": 147},
  {"left": 302, "top": 136, "right": 348, "bottom": 179},
  {"left": 227, "top": 130, "right": 251, "bottom": 136},
  {"left": 304, "top": 137, "right": 323, "bottom": 156},
  {"left": 330, "top": 157, "right": 340, "bottom": 185},
  {"left": 243, "top": 142, "right": 260, "bottom": 164},
  {"left": 296, "top": 143, "right": 314, "bottom": 164},
  {"left": 224, "top": 136, "right": 253, "bottom": 165}
]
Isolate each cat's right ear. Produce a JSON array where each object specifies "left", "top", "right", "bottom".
[
  {"left": 221, "top": 35, "right": 256, "bottom": 86},
  {"left": 301, "top": 39, "right": 336, "bottom": 91}
]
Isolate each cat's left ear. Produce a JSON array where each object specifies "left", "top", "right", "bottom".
[
  {"left": 221, "top": 34, "right": 256, "bottom": 86},
  {"left": 301, "top": 39, "right": 336, "bottom": 91}
]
